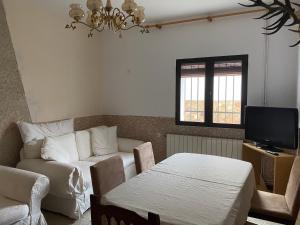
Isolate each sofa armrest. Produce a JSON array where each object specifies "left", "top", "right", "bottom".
[
  {"left": 118, "top": 138, "right": 144, "bottom": 153},
  {"left": 17, "top": 159, "right": 85, "bottom": 198},
  {"left": 0, "top": 166, "right": 49, "bottom": 215}
]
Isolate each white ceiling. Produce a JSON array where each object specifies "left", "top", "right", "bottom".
[
  {"left": 132, "top": 0, "right": 251, "bottom": 22},
  {"left": 63, "top": 0, "right": 255, "bottom": 23}
]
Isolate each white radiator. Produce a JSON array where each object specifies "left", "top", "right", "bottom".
[{"left": 167, "top": 134, "right": 243, "bottom": 159}]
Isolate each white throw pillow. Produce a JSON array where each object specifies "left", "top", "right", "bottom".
[
  {"left": 41, "top": 133, "right": 79, "bottom": 163},
  {"left": 75, "top": 130, "right": 93, "bottom": 160},
  {"left": 23, "top": 139, "right": 43, "bottom": 159},
  {"left": 17, "top": 119, "right": 74, "bottom": 143},
  {"left": 90, "top": 126, "right": 118, "bottom": 156}
]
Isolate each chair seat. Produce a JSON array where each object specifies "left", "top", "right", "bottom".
[
  {"left": 0, "top": 195, "right": 29, "bottom": 225},
  {"left": 251, "top": 190, "right": 292, "bottom": 220}
]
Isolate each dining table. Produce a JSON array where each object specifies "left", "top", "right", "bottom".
[{"left": 103, "top": 153, "right": 256, "bottom": 225}]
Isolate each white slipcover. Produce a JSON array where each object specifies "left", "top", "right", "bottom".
[
  {"left": 17, "top": 159, "right": 85, "bottom": 199},
  {"left": 0, "top": 195, "right": 29, "bottom": 225},
  {"left": 17, "top": 137, "right": 142, "bottom": 219},
  {"left": 0, "top": 166, "right": 49, "bottom": 225}
]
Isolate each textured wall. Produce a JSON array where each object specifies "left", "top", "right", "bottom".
[
  {"left": 75, "top": 115, "right": 244, "bottom": 162},
  {"left": 0, "top": 0, "right": 31, "bottom": 166}
]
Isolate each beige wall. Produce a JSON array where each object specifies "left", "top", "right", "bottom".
[
  {"left": 97, "top": 14, "right": 298, "bottom": 117},
  {"left": 3, "top": 1, "right": 298, "bottom": 122},
  {"left": 3, "top": 0, "right": 104, "bottom": 122}
]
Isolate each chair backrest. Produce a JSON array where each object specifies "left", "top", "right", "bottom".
[
  {"left": 296, "top": 209, "right": 300, "bottom": 225},
  {"left": 91, "top": 195, "right": 160, "bottom": 225},
  {"left": 90, "top": 156, "right": 125, "bottom": 198},
  {"left": 134, "top": 142, "right": 155, "bottom": 174},
  {"left": 285, "top": 156, "right": 300, "bottom": 219}
]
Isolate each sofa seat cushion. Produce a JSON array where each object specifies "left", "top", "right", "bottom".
[
  {"left": 251, "top": 190, "right": 292, "bottom": 220},
  {"left": 0, "top": 195, "right": 29, "bottom": 225},
  {"left": 84, "top": 152, "right": 135, "bottom": 169}
]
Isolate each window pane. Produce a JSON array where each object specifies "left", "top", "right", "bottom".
[
  {"left": 180, "top": 62, "right": 205, "bottom": 123},
  {"left": 213, "top": 60, "right": 242, "bottom": 125}
]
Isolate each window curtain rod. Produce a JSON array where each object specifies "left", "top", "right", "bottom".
[{"left": 145, "top": 9, "right": 265, "bottom": 30}]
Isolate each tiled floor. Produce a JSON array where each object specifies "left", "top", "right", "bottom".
[{"left": 44, "top": 210, "right": 283, "bottom": 225}]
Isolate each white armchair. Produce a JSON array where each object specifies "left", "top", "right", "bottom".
[{"left": 0, "top": 166, "right": 50, "bottom": 225}]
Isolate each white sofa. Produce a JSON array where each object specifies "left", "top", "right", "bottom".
[
  {"left": 0, "top": 166, "right": 49, "bottom": 225},
  {"left": 17, "top": 129, "right": 144, "bottom": 219}
]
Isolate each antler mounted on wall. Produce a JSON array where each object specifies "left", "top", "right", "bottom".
[{"left": 239, "top": 0, "right": 300, "bottom": 47}]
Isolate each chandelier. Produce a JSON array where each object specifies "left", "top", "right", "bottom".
[
  {"left": 66, "top": 0, "right": 149, "bottom": 37},
  {"left": 240, "top": 0, "right": 300, "bottom": 47}
]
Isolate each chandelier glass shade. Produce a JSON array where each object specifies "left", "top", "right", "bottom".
[{"left": 66, "top": 0, "right": 149, "bottom": 37}]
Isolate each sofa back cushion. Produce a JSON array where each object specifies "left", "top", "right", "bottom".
[
  {"left": 118, "top": 138, "right": 145, "bottom": 153},
  {"left": 41, "top": 133, "right": 79, "bottom": 163},
  {"left": 90, "top": 126, "right": 118, "bottom": 156},
  {"left": 23, "top": 140, "right": 43, "bottom": 159},
  {"left": 18, "top": 119, "right": 74, "bottom": 143},
  {"left": 18, "top": 119, "right": 74, "bottom": 160},
  {"left": 75, "top": 130, "right": 93, "bottom": 160}
]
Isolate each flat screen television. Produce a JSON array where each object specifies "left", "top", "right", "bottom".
[{"left": 245, "top": 106, "right": 299, "bottom": 151}]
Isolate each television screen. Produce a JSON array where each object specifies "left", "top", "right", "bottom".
[{"left": 245, "top": 106, "right": 299, "bottom": 150}]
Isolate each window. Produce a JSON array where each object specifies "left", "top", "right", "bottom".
[{"left": 176, "top": 55, "right": 248, "bottom": 128}]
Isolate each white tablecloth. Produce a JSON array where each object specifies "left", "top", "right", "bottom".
[{"left": 103, "top": 153, "right": 255, "bottom": 225}]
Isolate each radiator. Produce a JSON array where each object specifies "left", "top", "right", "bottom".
[{"left": 167, "top": 134, "right": 243, "bottom": 159}]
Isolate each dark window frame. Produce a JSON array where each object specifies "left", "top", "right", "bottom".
[{"left": 176, "top": 55, "right": 248, "bottom": 129}]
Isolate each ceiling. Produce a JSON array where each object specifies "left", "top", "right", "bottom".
[
  {"left": 131, "top": 0, "right": 252, "bottom": 22},
  {"left": 63, "top": 0, "right": 254, "bottom": 23}
]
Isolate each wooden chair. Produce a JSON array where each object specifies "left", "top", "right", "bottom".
[
  {"left": 250, "top": 156, "right": 300, "bottom": 225},
  {"left": 90, "top": 195, "right": 160, "bottom": 225},
  {"left": 296, "top": 210, "right": 300, "bottom": 225},
  {"left": 134, "top": 142, "right": 155, "bottom": 174},
  {"left": 244, "top": 222, "right": 256, "bottom": 225},
  {"left": 90, "top": 156, "right": 160, "bottom": 225},
  {"left": 90, "top": 155, "right": 125, "bottom": 198}
]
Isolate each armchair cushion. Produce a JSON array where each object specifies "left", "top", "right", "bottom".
[
  {"left": 0, "top": 195, "right": 29, "bottom": 225},
  {"left": 0, "top": 166, "right": 49, "bottom": 225},
  {"left": 251, "top": 190, "right": 292, "bottom": 220}
]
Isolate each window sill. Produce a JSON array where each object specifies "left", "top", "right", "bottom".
[{"left": 175, "top": 121, "right": 245, "bottom": 129}]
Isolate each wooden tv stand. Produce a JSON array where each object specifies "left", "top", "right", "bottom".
[{"left": 242, "top": 143, "right": 295, "bottom": 195}]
